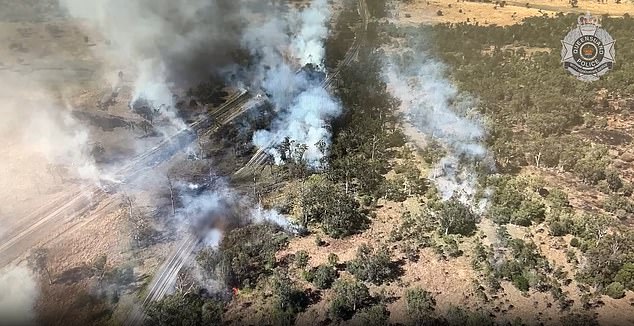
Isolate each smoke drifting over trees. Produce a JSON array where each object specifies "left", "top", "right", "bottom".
[
  {"left": 59, "top": 0, "right": 341, "bottom": 166},
  {"left": 242, "top": 0, "right": 342, "bottom": 166},
  {"left": 384, "top": 50, "right": 493, "bottom": 204}
]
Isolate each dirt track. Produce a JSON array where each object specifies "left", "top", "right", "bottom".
[{"left": 0, "top": 87, "right": 260, "bottom": 268}]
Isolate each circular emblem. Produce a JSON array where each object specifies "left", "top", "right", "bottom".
[{"left": 561, "top": 14, "right": 615, "bottom": 82}]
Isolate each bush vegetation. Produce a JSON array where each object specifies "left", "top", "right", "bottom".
[
  {"left": 347, "top": 243, "right": 396, "bottom": 285},
  {"left": 196, "top": 224, "right": 288, "bottom": 288}
]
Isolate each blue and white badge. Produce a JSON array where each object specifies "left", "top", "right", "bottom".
[{"left": 561, "top": 14, "right": 615, "bottom": 82}]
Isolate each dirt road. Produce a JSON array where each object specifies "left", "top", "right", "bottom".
[{"left": 0, "top": 89, "right": 259, "bottom": 269}]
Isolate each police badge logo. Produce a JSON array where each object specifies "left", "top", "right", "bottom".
[{"left": 561, "top": 14, "right": 615, "bottom": 82}]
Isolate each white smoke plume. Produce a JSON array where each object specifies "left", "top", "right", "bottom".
[
  {"left": 384, "top": 53, "right": 493, "bottom": 204},
  {"left": 0, "top": 265, "right": 39, "bottom": 325},
  {"left": 130, "top": 60, "right": 186, "bottom": 134},
  {"left": 173, "top": 179, "right": 299, "bottom": 240},
  {"left": 291, "top": 0, "right": 331, "bottom": 68},
  {"left": 243, "top": 0, "right": 341, "bottom": 167},
  {"left": 202, "top": 228, "right": 223, "bottom": 248},
  {"left": 250, "top": 205, "right": 302, "bottom": 234},
  {"left": 253, "top": 86, "right": 341, "bottom": 166}
]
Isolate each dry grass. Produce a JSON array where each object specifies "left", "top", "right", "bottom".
[{"left": 392, "top": 0, "right": 634, "bottom": 26}]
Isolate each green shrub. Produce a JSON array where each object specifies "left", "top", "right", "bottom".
[
  {"left": 604, "top": 281, "right": 626, "bottom": 299},
  {"left": 405, "top": 287, "right": 436, "bottom": 323},
  {"left": 512, "top": 274, "right": 530, "bottom": 292},
  {"left": 547, "top": 189, "right": 570, "bottom": 208},
  {"left": 604, "top": 195, "right": 634, "bottom": 213},
  {"left": 605, "top": 169, "right": 623, "bottom": 192},
  {"left": 442, "top": 237, "right": 464, "bottom": 258},
  {"left": 512, "top": 200, "right": 546, "bottom": 226},
  {"left": 301, "top": 176, "right": 368, "bottom": 238},
  {"left": 328, "top": 253, "right": 340, "bottom": 267},
  {"left": 438, "top": 198, "right": 478, "bottom": 236},
  {"left": 329, "top": 279, "right": 371, "bottom": 320},
  {"left": 549, "top": 220, "right": 571, "bottom": 236},
  {"left": 347, "top": 244, "right": 395, "bottom": 285},
  {"left": 312, "top": 265, "right": 338, "bottom": 289},
  {"left": 270, "top": 271, "right": 308, "bottom": 319},
  {"left": 614, "top": 263, "right": 634, "bottom": 291},
  {"left": 355, "top": 304, "right": 390, "bottom": 326},
  {"left": 294, "top": 251, "right": 310, "bottom": 269},
  {"left": 573, "top": 147, "right": 609, "bottom": 185},
  {"left": 199, "top": 224, "right": 288, "bottom": 288},
  {"left": 146, "top": 292, "right": 224, "bottom": 326}
]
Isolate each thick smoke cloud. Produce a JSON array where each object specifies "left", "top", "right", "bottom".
[
  {"left": 291, "top": 0, "right": 330, "bottom": 67},
  {"left": 58, "top": 0, "right": 248, "bottom": 135},
  {"left": 244, "top": 0, "right": 341, "bottom": 166},
  {"left": 54, "top": 0, "right": 318, "bottom": 232},
  {"left": 22, "top": 106, "right": 101, "bottom": 182},
  {"left": 60, "top": 0, "right": 341, "bottom": 166},
  {"left": 253, "top": 86, "right": 341, "bottom": 166},
  {"left": 0, "top": 265, "right": 39, "bottom": 325},
  {"left": 59, "top": 0, "right": 243, "bottom": 86},
  {"left": 385, "top": 51, "right": 493, "bottom": 205}
]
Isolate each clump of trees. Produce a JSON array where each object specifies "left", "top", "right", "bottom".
[
  {"left": 386, "top": 15, "right": 634, "bottom": 198},
  {"left": 329, "top": 279, "right": 372, "bottom": 320},
  {"left": 145, "top": 292, "right": 224, "bottom": 326},
  {"left": 472, "top": 230, "right": 570, "bottom": 303},
  {"left": 495, "top": 239, "right": 551, "bottom": 292},
  {"left": 578, "top": 230, "right": 634, "bottom": 289},
  {"left": 390, "top": 210, "right": 435, "bottom": 258},
  {"left": 488, "top": 177, "right": 545, "bottom": 227},
  {"left": 269, "top": 271, "right": 309, "bottom": 324},
  {"left": 304, "top": 264, "right": 338, "bottom": 289},
  {"left": 405, "top": 287, "right": 437, "bottom": 324},
  {"left": 437, "top": 198, "right": 479, "bottom": 236},
  {"left": 300, "top": 175, "right": 368, "bottom": 238},
  {"left": 603, "top": 194, "right": 634, "bottom": 218},
  {"left": 328, "top": 46, "right": 405, "bottom": 201},
  {"left": 347, "top": 243, "right": 397, "bottom": 285},
  {"left": 196, "top": 224, "right": 288, "bottom": 288}
]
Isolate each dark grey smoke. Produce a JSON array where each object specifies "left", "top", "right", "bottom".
[{"left": 59, "top": 0, "right": 248, "bottom": 88}]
